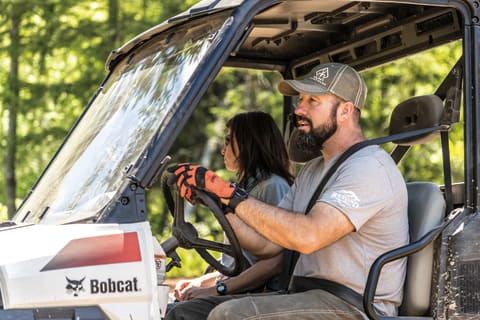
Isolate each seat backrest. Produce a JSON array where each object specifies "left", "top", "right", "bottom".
[
  {"left": 399, "top": 182, "right": 446, "bottom": 316},
  {"left": 389, "top": 94, "right": 444, "bottom": 145}
]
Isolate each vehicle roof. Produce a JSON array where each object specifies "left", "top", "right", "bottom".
[
  {"left": 107, "top": 0, "right": 463, "bottom": 76},
  {"left": 233, "top": 1, "right": 462, "bottom": 75}
]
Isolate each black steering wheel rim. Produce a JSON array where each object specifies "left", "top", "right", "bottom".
[{"left": 161, "top": 170, "right": 245, "bottom": 277}]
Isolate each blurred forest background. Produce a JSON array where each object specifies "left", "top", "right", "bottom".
[{"left": 0, "top": 0, "right": 463, "bottom": 277}]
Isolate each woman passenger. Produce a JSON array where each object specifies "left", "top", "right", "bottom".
[{"left": 174, "top": 111, "right": 294, "bottom": 301}]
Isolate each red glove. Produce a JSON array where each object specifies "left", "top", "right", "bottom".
[
  {"left": 166, "top": 163, "right": 192, "bottom": 201},
  {"left": 168, "top": 164, "right": 248, "bottom": 210},
  {"left": 172, "top": 164, "right": 235, "bottom": 198}
]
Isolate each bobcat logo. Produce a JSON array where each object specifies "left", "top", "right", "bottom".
[
  {"left": 311, "top": 67, "right": 329, "bottom": 85},
  {"left": 66, "top": 276, "right": 85, "bottom": 297}
]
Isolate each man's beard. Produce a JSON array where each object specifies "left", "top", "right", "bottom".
[{"left": 296, "top": 104, "right": 339, "bottom": 152}]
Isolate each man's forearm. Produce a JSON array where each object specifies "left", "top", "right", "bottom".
[
  {"left": 235, "top": 197, "right": 355, "bottom": 254},
  {"left": 226, "top": 213, "right": 282, "bottom": 257},
  {"left": 234, "top": 197, "right": 305, "bottom": 251}
]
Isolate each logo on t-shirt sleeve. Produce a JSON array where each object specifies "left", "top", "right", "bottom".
[{"left": 331, "top": 190, "right": 359, "bottom": 208}]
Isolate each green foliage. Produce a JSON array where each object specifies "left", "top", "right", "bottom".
[
  {"left": 0, "top": 0, "right": 209, "bottom": 278},
  {"left": 0, "top": 0, "right": 191, "bottom": 213},
  {"left": 0, "top": 203, "right": 7, "bottom": 221},
  {"left": 166, "top": 248, "right": 218, "bottom": 279}
]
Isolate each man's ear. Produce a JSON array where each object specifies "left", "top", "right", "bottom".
[{"left": 339, "top": 101, "right": 355, "bottom": 120}]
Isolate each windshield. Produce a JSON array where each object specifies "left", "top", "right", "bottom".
[{"left": 15, "top": 11, "right": 233, "bottom": 225}]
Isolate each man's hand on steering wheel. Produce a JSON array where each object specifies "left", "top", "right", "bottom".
[{"left": 168, "top": 163, "right": 249, "bottom": 211}]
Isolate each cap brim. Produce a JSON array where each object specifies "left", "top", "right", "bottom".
[{"left": 278, "top": 79, "right": 329, "bottom": 96}]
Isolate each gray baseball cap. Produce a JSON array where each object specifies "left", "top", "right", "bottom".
[{"left": 278, "top": 62, "right": 367, "bottom": 110}]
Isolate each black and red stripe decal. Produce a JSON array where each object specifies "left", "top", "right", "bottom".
[{"left": 41, "top": 232, "right": 142, "bottom": 271}]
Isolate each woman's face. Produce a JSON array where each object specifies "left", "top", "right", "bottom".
[{"left": 222, "top": 129, "right": 240, "bottom": 172}]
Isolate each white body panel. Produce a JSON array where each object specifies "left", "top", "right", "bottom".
[{"left": 0, "top": 221, "right": 166, "bottom": 320}]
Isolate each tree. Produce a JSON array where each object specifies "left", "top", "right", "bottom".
[
  {"left": 1, "top": 0, "right": 107, "bottom": 218},
  {"left": 0, "top": 0, "right": 195, "bottom": 219},
  {"left": 3, "top": 1, "right": 23, "bottom": 218}
]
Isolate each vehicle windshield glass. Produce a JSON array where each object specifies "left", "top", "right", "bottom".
[{"left": 15, "top": 11, "right": 233, "bottom": 225}]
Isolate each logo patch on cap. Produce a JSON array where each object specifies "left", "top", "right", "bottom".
[{"left": 311, "top": 67, "right": 329, "bottom": 85}]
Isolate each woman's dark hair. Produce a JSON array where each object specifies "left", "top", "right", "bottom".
[{"left": 226, "top": 111, "right": 294, "bottom": 187}]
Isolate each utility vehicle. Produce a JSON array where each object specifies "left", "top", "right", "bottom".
[{"left": 0, "top": 0, "right": 478, "bottom": 319}]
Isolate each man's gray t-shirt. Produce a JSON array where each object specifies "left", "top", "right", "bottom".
[{"left": 279, "top": 145, "right": 408, "bottom": 314}]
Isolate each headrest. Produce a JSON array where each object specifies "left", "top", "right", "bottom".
[{"left": 389, "top": 94, "right": 444, "bottom": 146}]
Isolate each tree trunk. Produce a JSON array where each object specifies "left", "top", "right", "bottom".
[
  {"left": 108, "top": 0, "right": 119, "bottom": 47},
  {"left": 4, "top": 4, "right": 22, "bottom": 219}
]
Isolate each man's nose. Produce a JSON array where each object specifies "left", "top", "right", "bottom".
[{"left": 294, "top": 101, "right": 308, "bottom": 116}]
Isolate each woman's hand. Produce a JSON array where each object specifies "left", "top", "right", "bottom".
[
  {"left": 174, "top": 278, "right": 202, "bottom": 301},
  {"left": 180, "top": 286, "right": 217, "bottom": 300},
  {"left": 173, "top": 272, "right": 219, "bottom": 301}
]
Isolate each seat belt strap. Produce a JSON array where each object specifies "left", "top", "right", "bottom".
[
  {"left": 441, "top": 131, "right": 453, "bottom": 214},
  {"left": 289, "top": 276, "right": 365, "bottom": 311}
]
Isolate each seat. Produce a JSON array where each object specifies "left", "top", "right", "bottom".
[
  {"left": 400, "top": 182, "right": 446, "bottom": 316},
  {"left": 363, "top": 182, "right": 447, "bottom": 320}
]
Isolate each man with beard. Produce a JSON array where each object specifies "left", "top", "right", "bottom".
[{"left": 166, "top": 62, "right": 409, "bottom": 320}]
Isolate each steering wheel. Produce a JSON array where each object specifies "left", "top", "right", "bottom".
[{"left": 160, "top": 170, "right": 246, "bottom": 277}]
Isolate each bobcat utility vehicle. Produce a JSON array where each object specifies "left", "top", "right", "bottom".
[{"left": 0, "top": 0, "right": 479, "bottom": 319}]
